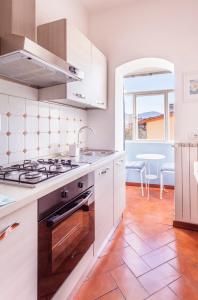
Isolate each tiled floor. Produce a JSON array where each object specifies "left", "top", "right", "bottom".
[{"left": 72, "top": 186, "right": 198, "bottom": 300}]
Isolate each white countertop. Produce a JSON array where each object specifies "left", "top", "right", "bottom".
[{"left": 0, "top": 151, "right": 125, "bottom": 219}]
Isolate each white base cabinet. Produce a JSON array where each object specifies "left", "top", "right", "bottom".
[
  {"left": 94, "top": 161, "right": 114, "bottom": 254},
  {"left": 0, "top": 202, "right": 37, "bottom": 300},
  {"left": 113, "top": 155, "right": 126, "bottom": 225}
]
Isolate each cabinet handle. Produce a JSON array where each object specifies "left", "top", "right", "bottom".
[
  {"left": 97, "top": 102, "right": 105, "bottom": 105},
  {"left": 116, "top": 159, "right": 124, "bottom": 166},
  {"left": 0, "top": 222, "right": 20, "bottom": 241},
  {"left": 74, "top": 93, "right": 86, "bottom": 99},
  {"left": 99, "top": 168, "right": 110, "bottom": 175}
]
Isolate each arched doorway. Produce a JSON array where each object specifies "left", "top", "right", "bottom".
[{"left": 115, "top": 58, "right": 174, "bottom": 151}]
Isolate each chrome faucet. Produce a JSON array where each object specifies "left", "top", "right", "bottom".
[{"left": 77, "top": 126, "right": 95, "bottom": 148}]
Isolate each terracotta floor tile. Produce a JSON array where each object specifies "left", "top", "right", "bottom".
[
  {"left": 87, "top": 253, "right": 124, "bottom": 278},
  {"left": 146, "top": 229, "right": 176, "bottom": 250},
  {"left": 111, "top": 265, "right": 148, "bottom": 300},
  {"left": 142, "top": 245, "right": 176, "bottom": 268},
  {"left": 124, "top": 233, "right": 152, "bottom": 255},
  {"left": 73, "top": 272, "right": 117, "bottom": 300},
  {"left": 119, "top": 246, "right": 151, "bottom": 277},
  {"left": 101, "top": 237, "right": 128, "bottom": 257},
  {"left": 75, "top": 187, "right": 198, "bottom": 300},
  {"left": 146, "top": 287, "right": 178, "bottom": 300},
  {"left": 111, "top": 223, "right": 133, "bottom": 240},
  {"left": 168, "top": 256, "right": 198, "bottom": 285},
  {"left": 138, "top": 263, "right": 180, "bottom": 294},
  {"left": 168, "top": 241, "right": 177, "bottom": 251},
  {"left": 169, "top": 276, "right": 198, "bottom": 300},
  {"left": 99, "top": 288, "right": 125, "bottom": 300},
  {"left": 127, "top": 222, "right": 172, "bottom": 240}
]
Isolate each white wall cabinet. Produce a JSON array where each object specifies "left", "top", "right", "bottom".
[
  {"left": 113, "top": 155, "right": 126, "bottom": 225},
  {"left": 38, "top": 19, "right": 107, "bottom": 109},
  {"left": 0, "top": 202, "right": 37, "bottom": 300},
  {"left": 94, "top": 162, "right": 114, "bottom": 254},
  {"left": 89, "top": 45, "right": 107, "bottom": 109},
  {"left": 66, "top": 21, "right": 92, "bottom": 105}
]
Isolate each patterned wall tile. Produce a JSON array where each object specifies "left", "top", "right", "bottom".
[
  {"left": 39, "top": 102, "right": 50, "bottom": 118},
  {"left": 9, "top": 133, "right": 24, "bottom": 153},
  {"left": 26, "top": 100, "right": 39, "bottom": 117},
  {"left": 0, "top": 93, "right": 87, "bottom": 165},
  {"left": 0, "top": 94, "right": 9, "bottom": 114},
  {"left": 39, "top": 117, "right": 50, "bottom": 133},
  {"left": 26, "top": 117, "right": 39, "bottom": 133},
  {"left": 9, "top": 96, "right": 26, "bottom": 115},
  {"left": 9, "top": 151, "right": 25, "bottom": 164},
  {"left": 9, "top": 115, "right": 25, "bottom": 133}
]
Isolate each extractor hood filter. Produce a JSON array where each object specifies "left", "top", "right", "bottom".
[
  {"left": 0, "top": 35, "right": 84, "bottom": 88},
  {"left": 0, "top": 51, "right": 78, "bottom": 88}
]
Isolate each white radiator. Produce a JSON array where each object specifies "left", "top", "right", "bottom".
[{"left": 175, "top": 143, "right": 198, "bottom": 224}]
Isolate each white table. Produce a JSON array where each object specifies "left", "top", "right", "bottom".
[{"left": 136, "top": 153, "right": 165, "bottom": 198}]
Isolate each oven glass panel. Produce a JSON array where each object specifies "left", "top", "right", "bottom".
[
  {"left": 38, "top": 190, "right": 94, "bottom": 300},
  {"left": 51, "top": 209, "right": 89, "bottom": 272}
]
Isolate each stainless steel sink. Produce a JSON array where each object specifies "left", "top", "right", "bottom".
[
  {"left": 81, "top": 149, "right": 114, "bottom": 157},
  {"left": 79, "top": 149, "right": 115, "bottom": 163}
]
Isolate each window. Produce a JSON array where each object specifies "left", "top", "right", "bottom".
[
  {"left": 124, "top": 95, "right": 134, "bottom": 140},
  {"left": 124, "top": 90, "right": 175, "bottom": 142}
]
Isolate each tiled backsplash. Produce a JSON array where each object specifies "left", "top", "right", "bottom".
[{"left": 0, "top": 93, "right": 87, "bottom": 165}]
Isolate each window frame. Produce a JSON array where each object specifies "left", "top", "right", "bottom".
[{"left": 124, "top": 89, "right": 174, "bottom": 143}]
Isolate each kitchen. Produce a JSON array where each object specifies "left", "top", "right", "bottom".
[
  {"left": 0, "top": 1, "right": 125, "bottom": 299},
  {"left": 1, "top": 0, "right": 198, "bottom": 300}
]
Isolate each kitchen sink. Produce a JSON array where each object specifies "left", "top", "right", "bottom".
[
  {"left": 81, "top": 149, "right": 114, "bottom": 156},
  {"left": 78, "top": 149, "right": 115, "bottom": 164}
]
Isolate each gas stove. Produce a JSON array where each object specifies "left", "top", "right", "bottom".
[{"left": 0, "top": 159, "right": 80, "bottom": 187}]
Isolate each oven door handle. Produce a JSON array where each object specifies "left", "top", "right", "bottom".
[{"left": 46, "top": 191, "right": 93, "bottom": 227}]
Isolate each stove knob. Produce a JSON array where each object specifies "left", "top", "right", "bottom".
[
  {"left": 78, "top": 182, "right": 83, "bottom": 189},
  {"left": 61, "top": 189, "right": 68, "bottom": 198},
  {"left": 67, "top": 160, "right": 72, "bottom": 165}
]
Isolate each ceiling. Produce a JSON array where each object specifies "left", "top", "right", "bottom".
[{"left": 79, "top": 0, "right": 134, "bottom": 14}]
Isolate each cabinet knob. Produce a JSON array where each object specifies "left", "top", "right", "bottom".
[
  {"left": 61, "top": 189, "right": 68, "bottom": 198},
  {"left": 78, "top": 182, "right": 84, "bottom": 188}
]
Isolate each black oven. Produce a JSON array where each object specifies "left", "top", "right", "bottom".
[{"left": 38, "top": 173, "right": 95, "bottom": 300}]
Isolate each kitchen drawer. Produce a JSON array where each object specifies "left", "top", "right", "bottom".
[{"left": 0, "top": 202, "right": 37, "bottom": 300}]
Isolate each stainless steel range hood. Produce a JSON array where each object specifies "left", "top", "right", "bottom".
[{"left": 0, "top": 34, "right": 84, "bottom": 88}]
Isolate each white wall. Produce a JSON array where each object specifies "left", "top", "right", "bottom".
[
  {"left": 87, "top": 0, "right": 198, "bottom": 149},
  {"left": 36, "top": 0, "right": 88, "bottom": 35}
]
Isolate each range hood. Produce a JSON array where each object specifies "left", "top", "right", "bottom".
[{"left": 0, "top": 34, "right": 84, "bottom": 88}]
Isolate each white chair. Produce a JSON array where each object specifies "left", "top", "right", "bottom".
[
  {"left": 160, "top": 162, "right": 175, "bottom": 199},
  {"left": 126, "top": 161, "right": 146, "bottom": 196}
]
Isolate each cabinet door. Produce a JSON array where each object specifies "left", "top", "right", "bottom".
[
  {"left": 0, "top": 202, "right": 37, "bottom": 300},
  {"left": 114, "top": 156, "right": 126, "bottom": 225},
  {"left": 67, "top": 22, "right": 92, "bottom": 104},
  {"left": 90, "top": 45, "right": 107, "bottom": 109},
  {"left": 94, "top": 162, "right": 114, "bottom": 254}
]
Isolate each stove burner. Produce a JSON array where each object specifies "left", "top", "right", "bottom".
[
  {"left": 0, "top": 158, "right": 80, "bottom": 187},
  {"left": 25, "top": 172, "right": 43, "bottom": 179}
]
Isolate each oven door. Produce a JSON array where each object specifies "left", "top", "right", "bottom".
[{"left": 38, "top": 187, "right": 95, "bottom": 300}]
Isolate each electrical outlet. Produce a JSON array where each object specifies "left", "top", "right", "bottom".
[{"left": 189, "top": 131, "right": 198, "bottom": 141}]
